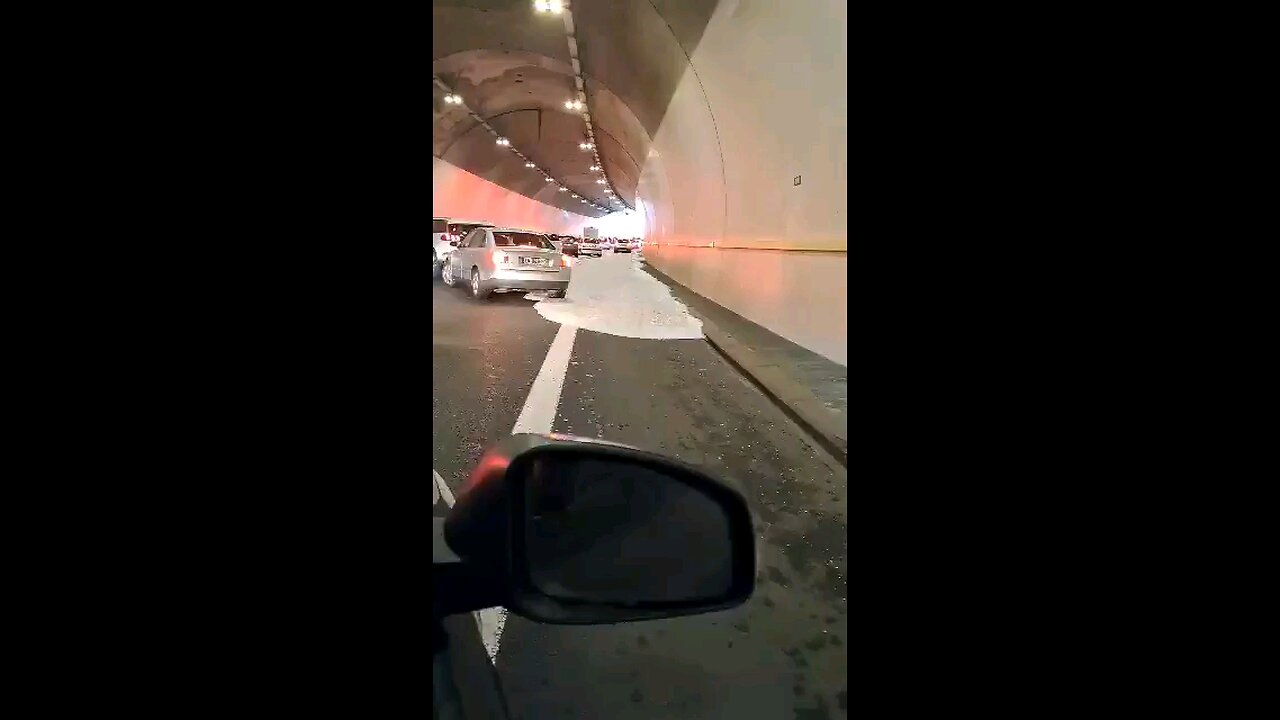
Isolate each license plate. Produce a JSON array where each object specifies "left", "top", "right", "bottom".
[{"left": 519, "top": 256, "right": 549, "bottom": 267}]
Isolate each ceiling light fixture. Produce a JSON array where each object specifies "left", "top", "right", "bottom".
[
  {"left": 496, "top": 137, "right": 510, "bottom": 146},
  {"left": 525, "top": 162, "right": 535, "bottom": 168},
  {"left": 534, "top": 0, "right": 563, "bottom": 14},
  {"left": 564, "top": 99, "right": 584, "bottom": 111}
]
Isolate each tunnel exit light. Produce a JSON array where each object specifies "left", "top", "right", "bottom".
[{"left": 534, "top": 0, "right": 563, "bottom": 14}]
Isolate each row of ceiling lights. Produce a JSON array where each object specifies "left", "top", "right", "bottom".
[
  {"left": 538, "top": 0, "right": 627, "bottom": 211},
  {"left": 434, "top": 0, "right": 632, "bottom": 215},
  {"left": 435, "top": 76, "right": 609, "bottom": 213}
]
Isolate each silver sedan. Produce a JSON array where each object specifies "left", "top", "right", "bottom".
[{"left": 442, "top": 227, "right": 572, "bottom": 300}]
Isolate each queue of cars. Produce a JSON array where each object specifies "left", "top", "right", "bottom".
[
  {"left": 441, "top": 226, "right": 571, "bottom": 300},
  {"left": 433, "top": 217, "right": 644, "bottom": 301},
  {"left": 559, "top": 236, "right": 642, "bottom": 256}
]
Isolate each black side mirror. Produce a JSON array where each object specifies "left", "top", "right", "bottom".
[
  {"left": 449, "top": 240, "right": 459, "bottom": 246},
  {"left": 444, "top": 434, "right": 755, "bottom": 624}
]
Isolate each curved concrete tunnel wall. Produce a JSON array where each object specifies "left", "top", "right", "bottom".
[
  {"left": 433, "top": 157, "right": 591, "bottom": 235},
  {"left": 635, "top": 0, "right": 848, "bottom": 366}
]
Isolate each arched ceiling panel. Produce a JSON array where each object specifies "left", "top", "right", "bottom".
[{"left": 433, "top": 0, "right": 720, "bottom": 218}]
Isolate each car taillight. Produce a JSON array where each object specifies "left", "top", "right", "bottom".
[
  {"left": 561, "top": 255, "right": 572, "bottom": 268},
  {"left": 492, "top": 250, "right": 509, "bottom": 264}
]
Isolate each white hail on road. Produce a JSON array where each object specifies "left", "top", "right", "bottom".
[{"left": 530, "top": 253, "right": 704, "bottom": 340}]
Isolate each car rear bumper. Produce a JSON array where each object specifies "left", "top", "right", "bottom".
[
  {"left": 486, "top": 268, "right": 570, "bottom": 292},
  {"left": 484, "top": 278, "right": 570, "bottom": 292}
]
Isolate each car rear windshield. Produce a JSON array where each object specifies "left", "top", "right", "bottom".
[
  {"left": 433, "top": 219, "right": 447, "bottom": 233},
  {"left": 494, "top": 232, "right": 554, "bottom": 250},
  {"left": 450, "top": 223, "right": 491, "bottom": 236}
]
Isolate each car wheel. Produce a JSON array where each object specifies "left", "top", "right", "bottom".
[
  {"left": 471, "top": 268, "right": 491, "bottom": 300},
  {"left": 433, "top": 250, "right": 440, "bottom": 278},
  {"left": 548, "top": 290, "right": 565, "bottom": 299},
  {"left": 442, "top": 259, "right": 456, "bottom": 286}
]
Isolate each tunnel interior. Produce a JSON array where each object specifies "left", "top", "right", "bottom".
[
  {"left": 435, "top": 0, "right": 848, "bottom": 364},
  {"left": 432, "top": 7, "right": 849, "bottom": 714},
  {"left": 433, "top": 0, "right": 721, "bottom": 222}
]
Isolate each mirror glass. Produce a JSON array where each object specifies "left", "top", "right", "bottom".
[{"left": 522, "top": 454, "right": 735, "bottom": 605}]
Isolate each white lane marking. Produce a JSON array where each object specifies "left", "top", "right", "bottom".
[
  {"left": 436, "top": 469, "right": 508, "bottom": 659},
  {"left": 512, "top": 322, "right": 579, "bottom": 434},
  {"left": 467, "top": 322, "right": 579, "bottom": 663},
  {"left": 433, "top": 468, "right": 453, "bottom": 507},
  {"left": 475, "top": 607, "right": 507, "bottom": 661}
]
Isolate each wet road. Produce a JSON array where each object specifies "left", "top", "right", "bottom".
[{"left": 433, "top": 253, "right": 848, "bottom": 719}]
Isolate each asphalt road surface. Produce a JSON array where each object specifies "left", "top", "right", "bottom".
[{"left": 433, "top": 252, "right": 847, "bottom": 720}]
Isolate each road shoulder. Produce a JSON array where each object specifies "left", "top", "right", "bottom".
[{"left": 641, "top": 261, "right": 848, "bottom": 466}]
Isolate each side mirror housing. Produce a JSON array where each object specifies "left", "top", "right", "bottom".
[{"left": 444, "top": 434, "right": 756, "bottom": 624}]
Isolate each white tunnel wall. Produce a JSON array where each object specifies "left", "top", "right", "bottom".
[{"left": 638, "top": 0, "right": 847, "bottom": 366}]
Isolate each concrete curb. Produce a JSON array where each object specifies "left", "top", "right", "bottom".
[{"left": 643, "top": 263, "right": 848, "bottom": 467}]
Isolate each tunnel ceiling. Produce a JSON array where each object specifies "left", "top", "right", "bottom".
[{"left": 433, "top": 0, "right": 718, "bottom": 220}]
